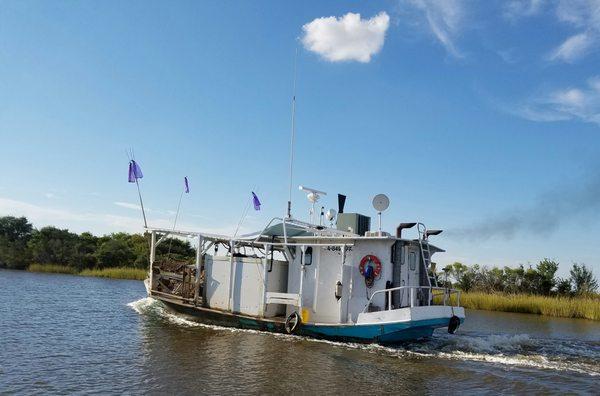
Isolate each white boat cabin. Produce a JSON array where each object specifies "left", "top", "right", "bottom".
[{"left": 147, "top": 212, "right": 458, "bottom": 328}]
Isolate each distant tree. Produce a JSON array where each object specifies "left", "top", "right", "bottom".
[
  {"left": 0, "top": 216, "right": 33, "bottom": 241},
  {"left": 453, "top": 263, "right": 475, "bottom": 292},
  {"left": 570, "top": 263, "right": 598, "bottom": 295},
  {"left": 522, "top": 266, "right": 540, "bottom": 295},
  {"left": 536, "top": 259, "right": 559, "bottom": 295},
  {"left": 440, "top": 265, "right": 453, "bottom": 288},
  {"left": 129, "top": 233, "right": 150, "bottom": 268},
  {"left": 503, "top": 265, "right": 525, "bottom": 294},
  {"left": 556, "top": 277, "right": 572, "bottom": 296},
  {"left": 449, "top": 262, "right": 467, "bottom": 282},
  {"left": 156, "top": 237, "right": 195, "bottom": 260},
  {"left": 487, "top": 267, "right": 505, "bottom": 292},
  {"left": 28, "top": 226, "right": 79, "bottom": 265},
  {"left": 72, "top": 232, "right": 99, "bottom": 270},
  {"left": 95, "top": 238, "right": 135, "bottom": 268},
  {"left": 0, "top": 216, "right": 33, "bottom": 269},
  {"left": 0, "top": 216, "right": 196, "bottom": 271}
]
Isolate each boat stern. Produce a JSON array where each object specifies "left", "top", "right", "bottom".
[
  {"left": 356, "top": 305, "right": 465, "bottom": 343},
  {"left": 298, "top": 305, "right": 465, "bottom": 344}
]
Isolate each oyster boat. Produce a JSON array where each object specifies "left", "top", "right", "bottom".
[{"left": 144, "top": 195, "right": 464, "bottom": 344}]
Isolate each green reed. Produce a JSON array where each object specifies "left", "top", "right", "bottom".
[
  {"left": 450, "top": 292, "right": 600, "bottom": 321},
  {"left": 28, "top": 264, "right": 147, "bottom": 281}
]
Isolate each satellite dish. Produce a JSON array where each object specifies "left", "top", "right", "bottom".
[
  {"left": 372, "top": 194, "right": 390, "bottom": 212},
  {"left": 325, "top": 208, "right": 337, "bottom": 222}
]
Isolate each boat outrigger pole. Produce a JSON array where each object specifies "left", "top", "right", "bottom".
[{"left": 136, "top": 178, "right": 148, "bottom": 228}]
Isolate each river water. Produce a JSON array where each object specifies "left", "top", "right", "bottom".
[{"left": 1, "top": 269, "right": 598, "bottom": 395}]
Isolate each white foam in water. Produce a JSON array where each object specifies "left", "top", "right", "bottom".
[
  {"left": 128, "top": 298, "right": 599, "bottom": 376},
  {"left": 127, "top": 297, "right": 155, "bottom": 314}
]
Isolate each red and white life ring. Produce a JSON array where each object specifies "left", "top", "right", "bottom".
[{"left": 359, "top": 255, "right": 382, "bottom": 277}]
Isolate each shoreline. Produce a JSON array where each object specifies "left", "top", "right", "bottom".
[
  {"left": 26, "top": 264, "right": 147, "bottom": 281},
  {"left": 17, "top": 266, "right": 600, "bottom": 321}
]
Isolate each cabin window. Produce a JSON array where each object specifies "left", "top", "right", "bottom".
[
  {"left": 409, "top": 252, "right": 416, "bottom": 271},
  {"left": 303, "top": 247, "right": 313, "bottom": 266}
]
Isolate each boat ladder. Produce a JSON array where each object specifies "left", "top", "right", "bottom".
[{"left": 417, "top": 223, "right": 438, "bottom": 287}]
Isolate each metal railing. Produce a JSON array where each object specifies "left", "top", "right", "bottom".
[{"left": 362, "top": 286, "right": 461, "bottom": 313}]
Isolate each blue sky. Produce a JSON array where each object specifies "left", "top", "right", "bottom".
[{"left": 1, "top": 0, "right": 599, "bottom": 276}]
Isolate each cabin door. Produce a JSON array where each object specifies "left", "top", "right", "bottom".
[
  {"left": 393, "top": 245, "right": 419, "bottom": 308},
  {"left": 391, "top": 241, "right": 403, "bottom": 308},
  {"left": 312, "top": 247, "right": 344, "bottom": 323}
]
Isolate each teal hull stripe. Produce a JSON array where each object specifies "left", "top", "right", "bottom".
[{"left": 299, "top": 317, "right": 462, "bottom": 343}]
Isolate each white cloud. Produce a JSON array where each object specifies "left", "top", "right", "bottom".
[
  {"left": 503, "top": 0, "right": 545, "bottom": 21},
  {"left": 44, "top": 192, "right": 57, "bottom": 199},
  {"left": 404, "top": 0, "right": 465, "bottom": 58},
  {"left": 516, "top": 76, "right": 600, "bottom": 125},
  {"left": 114, "top": 201, "right": 143, "bottom": 211},
  {"left": 548, "top": 32, "right": 594, "bottom": 62},
  {"left": 301, "top": 12, "right": 390, "bottom": 63},
  {"left": 548, "top": 0, "right": 600, "bottom": 62},
  {"left": 555, "top": 0, "right": 597, "bottom": 26}
]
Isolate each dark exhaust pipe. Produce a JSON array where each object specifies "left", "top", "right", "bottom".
[
  {"left": 396, "top": 223, "right": 416, "bottom": 238},
  {"left": 338, "top": 194, "right": 346, "bottom": 214}
]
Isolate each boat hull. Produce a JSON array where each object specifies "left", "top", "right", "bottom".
[
  {"left": 300, "top": 318, "right": 452, "bottom": 344},
  {"left": 158, "top": 297, "right": 462, "bottom": 344}
]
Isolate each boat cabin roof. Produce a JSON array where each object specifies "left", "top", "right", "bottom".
[{"left": 147, "top": 218, "right": 445, "bottom": 253}]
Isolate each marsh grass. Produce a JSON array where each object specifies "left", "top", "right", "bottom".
[
  {"left": 443, "top": 292, "right": 600, "bottom": 321},
  {"left": 79, "top": 267, "right": 147, "bottom": 280},
  {"left": 28, "top": 264, "right": 146, "bottom": 281},
  {"left": 27, "top": 263, "right": 78, "bottom": 275}
]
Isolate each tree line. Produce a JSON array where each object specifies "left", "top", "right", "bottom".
[
  {"left": 440, "top": 259, "right": 598, "bottom": 296},
  {"left": 0, "top": 216, "right": 195, "bottom": 271}
]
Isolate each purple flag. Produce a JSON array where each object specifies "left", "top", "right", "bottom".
[
  {"left": 184, "top": 177, "right": 190, "bottom": 193},
  {"left": 128, "top": 160, "right": 143, "bottom": 183},
  {"left": 252, "top": 192, "right": 261, "bottom": 211}
]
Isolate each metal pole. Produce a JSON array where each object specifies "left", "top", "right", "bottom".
[
  {"left": 298, "top": 245, "right": 305, "bottom": 316},
  {"left": 149, "top": 231, "right": 156, "bottom": 291},
  {"left": 339, "top": 245, "right": 345, "bottom": 322},
  {"left": 135, "top": 179, "right": 148, "bottom": 228},
  {"left": 194, "top": 235, "right": 204, "bottom": 304},
  {"left": 261, "top": 243, "right": 270, "bottom": 317},
  {"left": 167, "top": 190, "right": 184, "bottom": 256},
  {"left": 228, "top": 240, "right": 235, "bottom": 311}
]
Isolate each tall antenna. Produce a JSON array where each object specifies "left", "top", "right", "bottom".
[{"left": 287, "top": 47, "right": 298, "bottom": 219}]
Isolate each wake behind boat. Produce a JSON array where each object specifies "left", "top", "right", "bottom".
[{"left": 142, "top": 188, "right": 465, "bottom": 344}]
